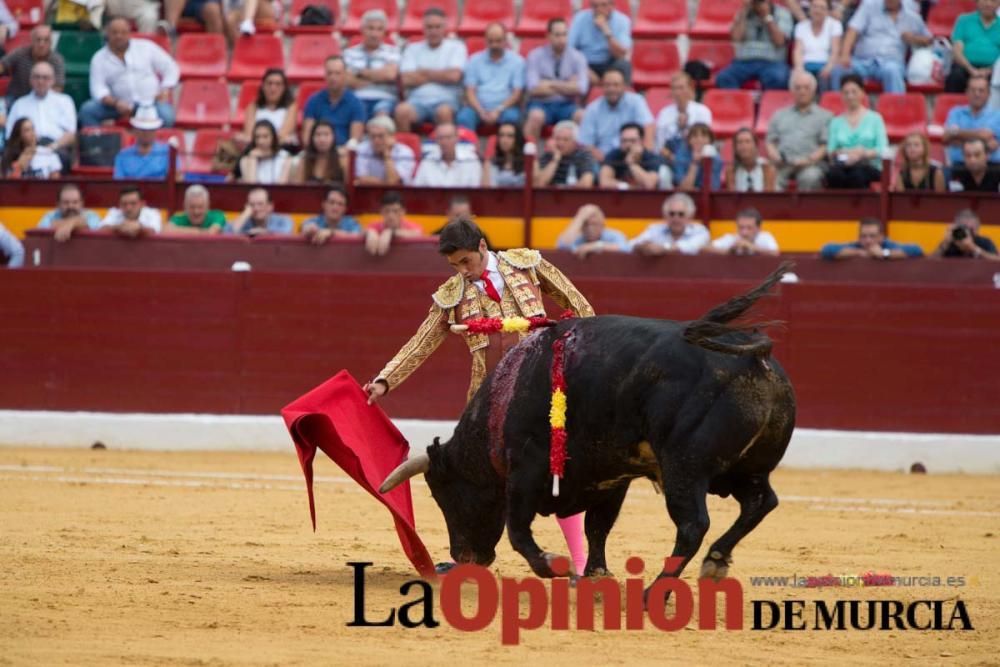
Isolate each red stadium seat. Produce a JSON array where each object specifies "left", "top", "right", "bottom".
[
  {"left": 877, "top": 93, "right": 927, "bottom": 142},
  {"left": 154, "top": 128, "right": 187, "bottom": 152},
  {"left": 399, "top": 0, "right": 459, "bottom": 37},
  {"left": 515, "top": 0, "right": 572, "bottom": 36},
  {"left": 227, "top": 34, "right": 285, "bottom": 81},
  {"left": 754, "top": 90, "right": 793, "bottom": 137},
  {"left": 633, "top": 0, "right": 688, "bottom": 37},
  {"left": 232, "top": 81, "right": 261, "bottom": 125},
  {"left": 0, "top": 78, "right": 8, "bottom": 97},
  {"left": 286, "top": 34, "right": 342, "bottom": 82},
  {"left": 631, "top": 40, "right": 680, "bottom": 89},
  {"left": 586, "top": 85, "right": 604, "bottom": 106},
  {"left": 464, "top": 35, "right": 486, "bottom": 56},
  {"left": 185, "top": 129, "right": 239, "bottom": 173},
  {"left": 644, "top": 86, "right": 673, "bottom": 115},
  {"left": 702, "top": 89, "right": 755, "bottom": 139},
  {"left": 75, "top": 127, "right": 133, "bottom": 176},
  {"left": 517, "top": 36, "right": 547, "bottom": 56},
  {"left": 458, "top": 0, "right": 516, "bottom": 35},
  {"left": 394, "top": 131, "right": 423, "bottom": 171},
  {"left": 686, "top": 40, "right": 735, "bottom": 88},
  {"left": 340, "top": 0, "right": 399, "bottom": 35},
  {"left": 296, "top": 80, "right": 326, "bottom": 123},
  {"left": 818, "top": 90, "right": 869, "bottom": 116},
  {"left": 134, "top": 32, "right": 172, "bottom": 53},
  {"left": 176, "top": 17, "right": 205, "bottom": 33},
  {"left": 928, "top": 93, "right": 966, "bottom": 140},
  {"left": 176, "top": 80, "right": 232, "bottom": 128},
  {"left": 690, "top": 0, "right": 743, "bottom": 38},
  {"left": 285, "top": 0, "right": 339, "bottom": 33},
  {"left": 175, "top": 33, "right": 227, "bottom": 80},
  {"left": 5, "top": 0, "right": 43, "bottom": 28},
  {"left": 614, "top": 0, "right": 632, "bottom": 18},
  {"left": 4, "top": 29, "right": 30, "bottom": 52},
  {"left": 927, "top": 0, "right": 976, "bottom": 37}
]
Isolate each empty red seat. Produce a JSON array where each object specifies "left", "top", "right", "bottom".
[
  {"left": 227, "top": 34, "right": 285, "bottom": 81},
  {"left": 399, "top": 0, "right": 459, "bottom": 37},
  {"left": 134, "top": 32, "right": 172, "bottom": 54},
  {"left": 286, "top": 34, "right": 342, "bottom": 82},
  {"left": 819, "top": 90, "right": 869, "bottom": 116},
  {"left": 464, "top": 35, "right": 487, "bottom": 56},
  {"left": 517, "top": 35, "right": 547, "bottom": 56},
  {"left": 186, "top": 129, "right": 239, "bottom": 174},
  {"left": 613, "top": 0, "right": 631, "bottom": 18},
  {"left": 643, "top": 86, "right": 673, "bottom": 115},
  {"left": 928, "top": 93, "right": 966, "bottom": 139},
  {"left": 515, "top": 0, "right": 571, "bottom": 36},
  {"left": 877, "top": 93, "right": 928, "bottom": 142},
  {"left": 754, "top": 90, "right": 793, "bottom": 136},
  {"left": 176, "top": 80, "right": 232, "bottom": 128},
  {"left": 702, "top": 89, "right": 755, "bottom": 138},
  {"left": 6, "top": 0, "right": 43, "bottom": 28},
  {"left": 175, "top": 33, "right": 226, "bottom": 80},
  {"left": 458, "top": 0, "right": 515, "bottom": 35},
  {"left": 632, "top": 40, "right": 680, "bottom": 89},
  {"left": 232, "top": 81, "right": 261, "bottom": 125},
  {"left": 296, "top": 80, "right": 326, "bottom": 123},
  {"left": 340, "top": 0, "right": 399, "bottom": 34},
  {"left": 686, "top": 40, "right": 735, "bottom": 88},
  {"left": 4, "top": 29, "right": 30, "bottom": 52},
  {"left": 927, "top": 0, "right": 975, "bottom": 37},
  {"left": 690, "top": 0, "right": 743, "bottom": 38},
  {"left": 286, "top": 0, "right": 339, "bottom": 33},
  {"left": 634, "top": 0, "right": 688, "bottom": 37}
]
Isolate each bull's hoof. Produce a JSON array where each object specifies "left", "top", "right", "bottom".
[
  {"left": 435, "top": 562, "right": 457, "bottom": 575},
  {"left": 699, "top": 551, "right": 732, "bottom": 581},
  {"left": 584, "top": 566, "right": 614, "bottom": 578}
]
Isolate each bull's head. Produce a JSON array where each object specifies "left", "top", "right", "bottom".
[{"left": 379, "top": 437, "right": 505, "bottom": 567}]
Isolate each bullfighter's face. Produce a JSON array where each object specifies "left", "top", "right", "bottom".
[{"left": 446, "top": 238, "right": 489, "bottom": 282}]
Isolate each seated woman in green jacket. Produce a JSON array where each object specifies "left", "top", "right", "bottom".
[{"left": 826, "top": 73, "right": 888, "bottom": 189}]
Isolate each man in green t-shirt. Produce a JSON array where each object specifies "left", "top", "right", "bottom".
[
  {"left": 946, "top": 0, "right": 1000, "bottom": 92},
  {"left": 166, "top": 184, "right": 227, "bottom": 235}
]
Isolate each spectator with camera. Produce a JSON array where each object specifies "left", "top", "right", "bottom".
[
  {"left": 932, "top": 209, "right": 1000, "bottom": 259},
  {"left": 717, "top": 0, "right": 794, "bottom": 91},
  {"left": 820, "top": 217, "right": 923, "bottom": 259}
]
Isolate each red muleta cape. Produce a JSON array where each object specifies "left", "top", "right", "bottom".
[{"left": 281, "top": 370, "right": 436, "bottom": 578}]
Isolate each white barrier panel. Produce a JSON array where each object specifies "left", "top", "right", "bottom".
[{"left": 0, "top": 410, "right": 997, "bottom": 474}]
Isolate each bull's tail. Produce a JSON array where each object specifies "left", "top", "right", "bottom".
[{"left": 683, "top": 262, "right": 792, "bottom": 357}]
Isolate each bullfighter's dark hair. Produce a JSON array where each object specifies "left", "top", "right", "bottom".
[
  {"left": 683, "top": 262, "right": 793, "bottom": 357},
  {"left": 438, "top": 219, "right": 485, "bottom": 254},
  {"left": 858, "top": 217, "right": 885, "bottom": 235}
]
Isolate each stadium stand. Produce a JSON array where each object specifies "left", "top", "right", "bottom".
[
  {"left": 285, "top": 0, "right": 341, "bottom": 34},
  {"left": 644, "top": 86, "right": 673, "bottom": 115},
  {"left": 56, "top": 30, "right": 103, "bottom": 78},
  {"left": 631, "top": 40, "right": 681, "bottom": 89},
  {"left": 690, "top": 0, "right": 744, "bottom": 39},
  {"left": 176, "top": 80, "right": 232, "bottom": 129},
  {"left": 399, "top": 0, "right": 459, "bottom": 37},
  {"left": 633, "top": 0, "right": 689, "bottom": 38},
  {"left": 175, "top": 33, "right": 228, "bottom": 80},
  {"left": 457, "top": 0, "right": 516, "bottom": 35},
  {"left": 6, "top": 0, "right": 43, "bottom": 28},
  {"left": 876, "top": 93, "right": 928, "bottom": 142},
  {"left": 702, "top": 89, "right": 756, "bottom": 138},
  {"left": 286, "top": 34, "right": 342, "bottom": 83},
  {"left": 514, "top": 0, "right": 572, "bottom": 36},
  {"left": 686, "top": 40, "right": 735, "bottom": 89},
  {"left": 339, "top": 0, "right": 399, "bottom": 35},
  {"left": 928, "top": 93, "right": 967, "bottom": 140},
  {"left": 754, "top": 90, "right": 794, "bottom": 137},
  {"left": 228, "top": 34, "right": 285, "bottom": 82},
  {"left": 232, "top": 81, "right": 262, "bottom": 126},
  {"left": 927, "top": 0, "right": 976, "bottom": 37}
]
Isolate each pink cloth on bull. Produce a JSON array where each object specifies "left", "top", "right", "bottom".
[{"left": 281, "top": 370, "right": 436, "bottom": 578}]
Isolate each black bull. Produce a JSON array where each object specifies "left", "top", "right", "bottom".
[{"left": 381, "top": 265, "right": 796, "bottom": 592}]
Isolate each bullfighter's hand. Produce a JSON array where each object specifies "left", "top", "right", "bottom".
[{"left": 363, "top": 380, "right": 387, "bottom": 404}]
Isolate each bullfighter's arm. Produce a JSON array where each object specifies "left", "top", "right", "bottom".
[
  {"left": 374, "top": 304, "right": 450, "bottom": 391},
  {"left": 536, "top": 258, "right": 595, "bottom": 317}
]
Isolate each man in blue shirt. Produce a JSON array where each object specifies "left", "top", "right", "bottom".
[
  {"left": 943, "top": 75, "right": 1000, "bottom": 165},
  {"left": 302, "top": 56, "right": 366, "bottom": 147},
  {"left": 820, "top": 218, "right": 924, "bottom": 260},
  {"left": 834, "top": 0, "right": 931, "bottom": 93},
  {"left": 456, "top": 23, "right": 525, "bottom": 132},
  {"left": 568, "top": 0, "right": 632, "bottom": 85},
  {"left": 113, "top": 105, "right": 172, "bottom": 180},
  {"left": 37, "top": 183, "right": 103, "bottom": 242},
  {"left": 233, "top": 188, "right": 295, "bottom": 236},
  {"left": 578, "top": 67, "right": 654, "bottom": 160}
]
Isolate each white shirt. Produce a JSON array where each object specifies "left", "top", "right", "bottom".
[
  {"left": 20, "top": 145, "right": 63, "bottom": 178},
  {"left": 400, "top": 38, "right": 467, "bottom": 107},
  {"left": 712, "top": 230, "right": 780, "bottom": 253},
  {"left": 655, "top": 101, "right": 712, "bottom": 151},
  {"left": 100, "top": 206, "right": 163, "bottom": 233},
  {"left": 254, "top": 107, "right": 288, "bottom": 133},
  {"left": 245, "top": 150, "right": 290, "bottom": 184},
  {"left": 89, "top": 38, "right": 180, "bottom": 105},
  {"left": 794, "top": 17, "right": 843, "bottom": 63},
  {"left": 344, "top": 41, "right": 402, "bottom": 102},
  {"left": 474, "top": 251, "right": 505, "bottom": 300},
  {"left": 5, "top": 90, "right": 77, "bottom": 141},
  {"left": 413, "top": 152, "right": 482, "bottom": 187},
  {"left": 629, "top": 222, "right": 711, "bottom": 255},
  {"left": 355, "top": 139, "right": 417, "bottom": 184}
]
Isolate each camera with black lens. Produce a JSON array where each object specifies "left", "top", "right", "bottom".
[{"left": 952, "top": 225, "right": 969, "bottom": 241}]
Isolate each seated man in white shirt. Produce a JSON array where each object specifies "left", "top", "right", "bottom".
[
  {"left": 79, "top": 17, "right": 180, "bottom": 127},
  {"left": 354, "top": 115, "right": 416, "bottom": 185},
  {"left": 5, "top": 61, "right": 76, "bottom": 170},
  {"left": 655, "top": 72, "right": 712, "bottom": 164},
  {"left": 100, "top": 186, "right": 163, "bottom": 238},
  {"left": 630, "top": 192, "right": 710, "bottom": 256},
  {"left": 703, "top": 207, "right": 780, "bottom": 256},
  {"left": 412, "top": 122, "right": 482, "bottom": 187}
]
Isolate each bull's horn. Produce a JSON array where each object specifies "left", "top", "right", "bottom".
[{"left": 379, "top": 453, "right": 430, "bottom": 493}]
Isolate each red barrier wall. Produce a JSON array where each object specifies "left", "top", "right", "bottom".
[{"left": 1, "top": 268, "right": 998, "bottom": 433}]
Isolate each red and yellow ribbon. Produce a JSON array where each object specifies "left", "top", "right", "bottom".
[{"left": 549, "top": 332, "right": 571, "bottom": 496}]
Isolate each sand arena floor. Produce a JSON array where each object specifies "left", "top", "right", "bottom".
[{"left": 1, "top": 446, "right": 997, "bottom": 666}]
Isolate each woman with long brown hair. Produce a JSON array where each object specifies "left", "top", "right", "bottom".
[{"left": 288, "top": 120, "right": 345, "bottom": 184}]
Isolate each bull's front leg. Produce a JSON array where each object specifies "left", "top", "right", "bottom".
[
  {"left": 505, "top": 483, "right": 561, "bottom": 578},
  {"left": 583, "top": 483, "right": 630, "bottom": 577}
]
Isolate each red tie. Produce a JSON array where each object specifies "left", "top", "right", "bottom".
[{"left": 480, "top": 270, "right": 501, "bottom": 303}]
